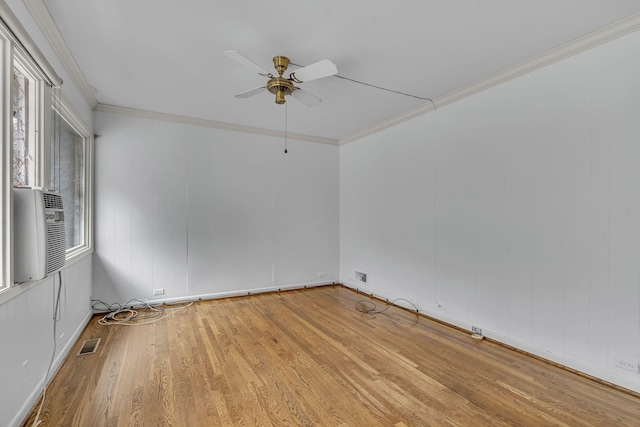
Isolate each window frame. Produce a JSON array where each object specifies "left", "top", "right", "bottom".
[
  {"left": 1, "top": 29, "right": 13, "bottom": 291},
  {"left": 0, "top": 27, "right": 93, "bottom": 299},
  {"left": 51, "top": 96, "right": 94, "bottom": 264},
  {"left": 11, "top": 54, "right": 50, "bottom": 189}
]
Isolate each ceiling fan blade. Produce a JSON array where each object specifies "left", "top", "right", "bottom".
[
  {"left": 234, "top": 86, "right": 266, "bottom": 99},
  {"left": 224, "top": 50, "right": 271, "bottom": 76},
  {"left": 290, "top": 59, "right": 337, "bottom": 82},
  {"left": 290, "top": 88, "right": 322, "bottom": 107}
]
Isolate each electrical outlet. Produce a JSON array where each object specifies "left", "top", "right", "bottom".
[
  {"left": 153, "top": 288, "right": 165, "bottom": 296},
  {"left": 317, "top": 272, "right": 326, "bottom": 279},
  {"left": 355, "top": 271, "right": 367, "bottom": 283},
  {"left": 614, "top": 356, "right": 639, "bottom": 373},
  {"left": 472, "top": 326, "right": 483, "bottom": 336}
]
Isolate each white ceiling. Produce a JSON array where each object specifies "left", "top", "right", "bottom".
[{"left": 40, "top": 0, "right": 640, "bottom": 141}]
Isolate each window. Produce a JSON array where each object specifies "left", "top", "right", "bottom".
[
  {"left": 11, "top": 57, "right": 47, "bottom": 189},
  {"left": 0, "top": 23, "right": 93, "bottom": 294},
  {"left": 51, "top": 107, "right": 88, "bottom": 252},
  {"left": 12, "top": 66, "right": 31, "bottom": 186}
]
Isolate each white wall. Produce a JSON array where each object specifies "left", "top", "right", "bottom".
[
  {"left": 93, "top": 112, "right": 339, "bottom": 304},
  {"left": 0, "top": 257, "right": 93, "bottom": 427},
  {"left": 0, "top": 2, "right": 95, "bottom": 426},
  {"left": 340, "top": 30, "right": 640, "bottom": 392}
]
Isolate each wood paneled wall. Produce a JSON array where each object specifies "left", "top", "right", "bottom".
[
  {"left": 340, "top": 30, "right": 640, "bottom": 392},
  {"left": 93, "top": 113, "right": 340, "bottom": 304}
]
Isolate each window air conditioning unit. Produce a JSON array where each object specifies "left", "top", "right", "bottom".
[{"left": 14, "top": 188, "right": 66, "bottom": 282}]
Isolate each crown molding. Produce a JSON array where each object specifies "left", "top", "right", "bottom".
[
  {"left": 339, "top": 102, "right": 437, "bottom": 145},
  {"left": 22, "top": 0, "right": 97, "bottom": 108},
  {"left": 96, "top": 104, "right": 339, "bottom": 146},
  {"left": 0, "top": 0, "right": 61, "bottom": 85},
  {"left": 339, "top": 12, "right": 640, "bottom": 145},
  {"left": 21, "top": 0, "right": 640, "bottom": 146}
]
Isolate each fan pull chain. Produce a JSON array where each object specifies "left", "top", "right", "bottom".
[{"left": 284, "top": 101, "right": 288, "bottom": 154}]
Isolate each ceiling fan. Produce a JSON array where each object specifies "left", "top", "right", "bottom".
[{"left": 224, "top": 50, "right": 337, "bottom": 107}]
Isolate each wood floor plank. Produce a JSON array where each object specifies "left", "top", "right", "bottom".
[{"left": 22, "top": 285, "right": 640, "bottom": 426}]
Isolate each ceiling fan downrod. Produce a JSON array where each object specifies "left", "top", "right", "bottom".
[{"left": 267, "top": 56, "right": 294, "bottom": 104}]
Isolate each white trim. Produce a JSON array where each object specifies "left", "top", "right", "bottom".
[
  {"left": 22, "top": 0, "right": 98, "bottom": 108},
  {"left": 18, "top": 0, "right": 338, "bottom": 146},
  {"left": 339, "top": 12, "right": 640, "bottom": 145},
  {"left": 340, "top": 282, "right": 640, "bottom": 394},
  {"left": 0, "top": 251, "right": 91, "bottom": 306},
  {"left": 96, "top": 103, "right": 340, "bottom": 146},
  {"left": 91, "top": 281, "right": 338, "bottom": 310},
  {"left": 484, "top": 330, "right": 640, "bottom": 395},
  {"left": 53, "top": 93, "right": 95, "bottom": 261},
  {"left": 0, "top": 31, "right": 12, "bottom": 290},
  {"left": 56, "top": 92, "right": 90, "bottom": 134},
  {"left": 12, "top": 55, "right": 44, "bottom": 185},
  {"left": 20, "top": 0, "right": 640, "bottom": 147},
  {"left": 339, "top": 102, "right": 437, "bottom": 145},
  {"left": 0, "top": 0, "right": 61, "bottom": 85},
  {"left": 11, "top": 307, "right": 93, "bottom": 427},
  {"left": 33, "top": 71, "right": 50, "bottom": 187}
]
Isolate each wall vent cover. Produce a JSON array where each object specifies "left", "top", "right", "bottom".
[{"left": 77, "top": 338, "right": 101, "bottom": 356}]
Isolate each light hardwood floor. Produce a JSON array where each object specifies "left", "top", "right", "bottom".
[{"left": 23, "top": 285, "right": 640, "bottom": 426}]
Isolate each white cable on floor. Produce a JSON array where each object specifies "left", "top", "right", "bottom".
[{"left": 97, "top": 300, "right": 193, "bottom": 326}]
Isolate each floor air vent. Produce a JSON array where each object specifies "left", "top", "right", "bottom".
[{"left": 77, "top": 338, "right": 101, "bottom": 356}]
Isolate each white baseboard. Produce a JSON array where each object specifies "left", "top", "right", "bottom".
[
  {"left": 340, "top": 282, "right": 640, "bottom": 394},
  {"left": 483, "top": 331, "right": 640, "bottom": 394},
  {"left": 93, "top": 280, "right": 338, "bottom": 311},
  {"left": 181, "top": 280, "right": 336, "bottom": 303},
  {"left": 12, "top": 308, "right": 94, "bottom": 427}
]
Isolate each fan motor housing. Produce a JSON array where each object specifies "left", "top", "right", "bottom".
[{"left": 267, "top": 77, "right": 294, "bottom": 104}]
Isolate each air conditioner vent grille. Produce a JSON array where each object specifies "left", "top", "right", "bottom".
[
  {"left": 43, "top": 193, "right": 63, "bottom": 210},
  {"left": 46, "top": 222, "right": 66, "bottom": 274}
]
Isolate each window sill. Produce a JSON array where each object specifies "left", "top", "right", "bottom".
[
  {"left": 66, "top": 245, "right": 93, "bottom": 267},
  {"left": 0, "top": 248, "right": 92, "bottom": 306}
]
